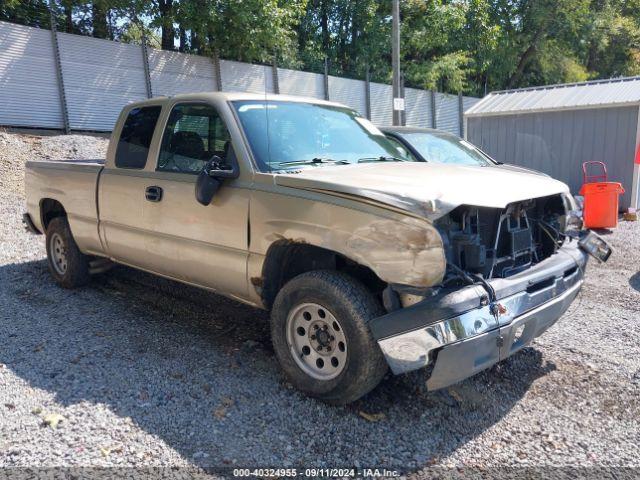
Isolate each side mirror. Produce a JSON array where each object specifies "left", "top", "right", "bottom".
[
  {"left": 195, "top": 155, "right": 239, "bottom": 206},
  {"left": 195, "top": 168, "right": 221, "bottom": 206}
]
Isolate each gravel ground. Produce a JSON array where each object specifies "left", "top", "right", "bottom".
[{"left": 1, "top": 130, "right": 639, "bottom": 477}]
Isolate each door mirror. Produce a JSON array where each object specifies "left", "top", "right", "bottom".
[
  {"left": 195, "top": 155, "right": 239, "bottom": 205},
  {"left": 195, "top": 168, "right": 221, "bottom": 206},
  {"left": 195, "top": 155, "right": 223, "bottom": 206}
]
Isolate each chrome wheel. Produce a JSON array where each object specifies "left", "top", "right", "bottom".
[
  {"left": 286, "top": 302, "right": 347, "bottom": 380},
  {"left": 49, "top": 232, "right": 68, "bottom": 275}
]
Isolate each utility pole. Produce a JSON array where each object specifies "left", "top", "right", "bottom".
[
  {"left": 391, "top": 0, "right": 403, "bottom": 126},
  {"left": 49, "top": 1, "right": 70, "bottom": 134}
]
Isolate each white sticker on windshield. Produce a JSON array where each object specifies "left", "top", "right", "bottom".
[{"left": 355, "top": 117, "right": 384, "bottom": 136}]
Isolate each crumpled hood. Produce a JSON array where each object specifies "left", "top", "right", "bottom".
[{"left": 275, "top": 162, "right": 569, "bottom": 219}]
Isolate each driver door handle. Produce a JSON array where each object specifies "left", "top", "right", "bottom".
[{"left": 145, "top": 186, "right": 163, "bottom": 202}]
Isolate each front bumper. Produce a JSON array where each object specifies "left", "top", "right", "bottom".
[{"left": 370, "top": 240, "right": 588, "bottom": 390}]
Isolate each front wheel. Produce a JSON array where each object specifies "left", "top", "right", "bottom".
[{"left": 271, "top": 270, "right": 388, "bottom": 404}]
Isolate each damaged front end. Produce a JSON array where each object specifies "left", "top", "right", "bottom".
[
  {"left": 435, "top": 194, "right": 568, "bottom": 280},
  {"left": 370, "top": 193, "right": 599, "bottom": 390}
]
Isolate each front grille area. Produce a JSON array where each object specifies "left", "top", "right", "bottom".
[{"left": 436, "top": 194, "right": 567, "bottom": 280}]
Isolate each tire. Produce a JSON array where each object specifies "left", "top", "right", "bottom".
[
  {"left": 271, "top": 270, "right": 388, "bottom": 404},
  {"left": 45, "top": 216, "right": 90, "bottom": 288}
]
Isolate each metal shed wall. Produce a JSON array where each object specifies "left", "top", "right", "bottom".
[
  {"left": 0, "top": 21, "right": 63, "bottom": 128},
  {"left": 466, "top": 106, "right": 639, "bottom": 209},
  {"left": 219, "top": 59, "right": 274, "bottom": 94},
  {"left": 369, "top": 82, "right": 393, "bottom": 126},
  {"left": 277, "top": 68, "right": 324, "bottom": 99},
  {"left": 57, "top": 32, "right": 148, "bottom": 131},
  {"left": 328, "top": 76, "right": 367, "bottom": 115},
  {"left": 462, "top": 96, "right": 481, "bottom": 114},
  {"left": 148, "top": 48, "right": 217, "bottom": 96},
  {"left": 435, "top": 92, "right": 460, "bottom": 134},
  {"left": 405, "top": 88, "right": 432, "bottom": 128}
]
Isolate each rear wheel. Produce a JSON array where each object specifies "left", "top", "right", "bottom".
[
  {"left": 45, "top": 217, "right": 90, "bottom": 288},
  {"left": 271, "top": 270, "right": 388, "bottom": 404}
]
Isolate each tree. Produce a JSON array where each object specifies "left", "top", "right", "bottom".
[
  {"left": 91, "top": 0, "right": 109, "bottom": 38},
  {"left": 0, "top": 0, "right": 51, "bottom": 28},
  {"left": 2, "top": 0, "right": 640, "bottom": 95},
  {"left": 174, "top": 0, "right": 305, "bottom": 64}
]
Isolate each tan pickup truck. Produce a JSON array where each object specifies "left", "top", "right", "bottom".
[{"left": 24, "top": 92, "right": 610, "bottom": 404}]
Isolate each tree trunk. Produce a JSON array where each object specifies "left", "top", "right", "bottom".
[
  {"left": 158, "top": 0, "right": 174, "bottom": 50},
  {"left": 92, "top": 2, "right": 109, "bottom": 39},
  {"left": 60, "top": 0, "right": 73, "bottom": 33},
  {"left": 320, "top": 0, "right": 329, "bottom": 53},
  {"left": 178, "top": 26, "right": 187, "bottom": 52},
  {"left": 506, "top": 30, "right": 545, "bottom": 88},
  {"left": 296, "top": 0, "right": 317, "bottom": 53},
  {"left": 350, "top": 0, "right": 359, "bottom": 74},
  {"left": 192, "top": 31, "right": 201, "bottom": 55}
]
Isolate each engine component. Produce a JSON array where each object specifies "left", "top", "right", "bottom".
[{"left": 436, "top": 194, "right": 566, "bottom": 280}]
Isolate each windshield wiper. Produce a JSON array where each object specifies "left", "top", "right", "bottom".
[
  {"left": 357, "top": 155, "right": 405, "bottom": 163},
  {"left": 274, "top": 157, "right": 350, "bottom": 168}
]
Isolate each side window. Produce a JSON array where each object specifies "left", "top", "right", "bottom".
[
  {"left": 157, "top": 103, "right": 232, "bottom": 174},
  {"left": 115, "top": 106, "right": 162, "bottom": 169}
]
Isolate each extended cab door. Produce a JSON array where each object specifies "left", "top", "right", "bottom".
[
  {"left": 98, "top": 104, "right": 164, "bottom": 268},
  {"left": 138, "top": 101, "right": 250, "bottom": 300}
]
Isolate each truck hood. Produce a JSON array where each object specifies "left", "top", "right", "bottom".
[{"left": 275, "top": 162, "right": 569, "bottom": 219}]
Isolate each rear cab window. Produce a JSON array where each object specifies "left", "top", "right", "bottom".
[{"left": 115, "top": 106, "right": 162, "bottom": 169}]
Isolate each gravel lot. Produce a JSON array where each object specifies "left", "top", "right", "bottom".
[{"left": 1, "top": 130, "right": 639, "bottom": 477}]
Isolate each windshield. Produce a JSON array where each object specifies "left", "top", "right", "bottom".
[
  {"left": 399, "top": 132, "right": 495, "bottom": 166},
  {"left": 232, "top": 100, "right": 407, "bottom": 172}
]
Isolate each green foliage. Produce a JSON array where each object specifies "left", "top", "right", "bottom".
[
  {"left": 1, "top": 0, "right": 51, "bottom": 28},
  {"left": 4, "top": 0, "right": 640, "bottom": 94},
  {"left": 120, "top": 21, "right": 161, "bottom": 47},
  {"left": 405, "top": 51, "right": 471, "bottom": 92}
]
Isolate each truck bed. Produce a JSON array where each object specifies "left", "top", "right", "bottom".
[{"left": 25, "top": 158, "right": 106, "bottom": 254}]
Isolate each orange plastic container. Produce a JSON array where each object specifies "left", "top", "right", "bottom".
[{"left": 578, "top": 182, "right": 624, "bottom": 229}]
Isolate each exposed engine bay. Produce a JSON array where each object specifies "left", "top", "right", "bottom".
[{"left": 435, "top": 194, "right": 568, "bottom": 280}]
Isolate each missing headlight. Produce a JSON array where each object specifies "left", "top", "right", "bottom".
[{"left": 436, "top": 194, "right": 568, "bottom": 280}]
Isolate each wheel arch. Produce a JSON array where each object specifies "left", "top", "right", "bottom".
[
  {"left": 39, "top": 198, "right": 67, "bottom": 231},
  {"left": 259, "top": 240, "right": 387, "bottom": 310}
]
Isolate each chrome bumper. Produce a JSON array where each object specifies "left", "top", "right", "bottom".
[{"left": 371, "top": 240, "right": 587, "bottom": 389}]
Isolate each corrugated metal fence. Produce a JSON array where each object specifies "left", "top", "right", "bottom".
[{"left": 0, "top": 21, "right": 480, "bottom": 133}]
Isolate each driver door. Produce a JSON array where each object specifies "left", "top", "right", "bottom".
[{"left": 141, "top": 102, "right": 249, "bottom": 299}]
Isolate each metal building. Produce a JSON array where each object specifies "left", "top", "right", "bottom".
[{"left": 465, "top": 76, "right": 640, "bottom": 210}]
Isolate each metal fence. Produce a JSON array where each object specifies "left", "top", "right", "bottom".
[{"left": 0, "top": 20, "right": 480, "bottom": 134}]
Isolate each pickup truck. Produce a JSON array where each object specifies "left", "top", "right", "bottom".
[{"left": 24, "top": 92, "right": 610, "bottom": 404}]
